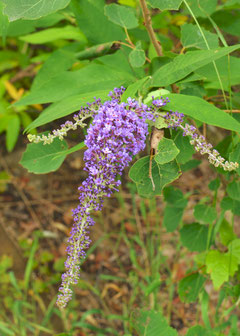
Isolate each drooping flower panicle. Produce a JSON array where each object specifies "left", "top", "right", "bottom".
[
  {"left": 164, "top": 111, "right": 239, "bottom": 171},
  {"left": 56, "top": 88, "right": 154, "bottom": 308},
  {"left": 27, "top": 88, "right": 238, "bottom": 309}
]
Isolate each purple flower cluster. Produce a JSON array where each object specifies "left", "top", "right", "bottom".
[
  {"left": 164, "top": 111, "right": 239, "bottom": 171},
  {"left": 56, "top": 88, "right": 153, "bottom": 308}
]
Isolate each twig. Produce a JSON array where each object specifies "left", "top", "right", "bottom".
[
  {"left": 139, "top": 0, "right": 163, "bottom": 56},
  {"left": 224, "top": 109, "right": 240, "bottom": 113},
  {"left": 203, "top": 123, "right": 206, "bottom": 138},
  {"left": 149, "top": 148, "right": 155, "bottom": 191},
  {"left": 149, "top": 128, "right": 164, "bottom": 191}
]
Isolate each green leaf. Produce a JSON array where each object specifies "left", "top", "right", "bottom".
[
  {"left": 219, "top": 219, "right": 236, "bottom": 246},
  {"left": 0, "top": 3, "right": 9, "bottom": 46},
  {"left": 129, "top": 156, "right": 181, "bottom": 198},
  {"left": 186, "top": 0, "right": 217, "bottom": 18},
  {"left": 220, "top": 197, "right": 240, "bottom": 216},
  {"left": 228, "top": 239, "right": 240, "bottom": 264},
  {"left": 181, "top": 159, "right": 201, "bottom": 172},
  {"left": 129, "top": 41, "right": 146, "bottom": 68},
  {"left": 148, "top": 0, "right": 182, "bottom": 10},
  {"left": 2, "top": 0, "right": 70, "bottom": 21},
  {"left": 194, "top": 204, "right": 217, "bottom": 224},
  {"left": 20, "top": 137, "right": 68, "bottom": 174},
  {"left": 163, "top": 205, "right": 185, "bottom": 232},
  {"left": 229, "top": 143, "right": 240, "bottom": 176},
  {"left": 206, "top": 250, "right": 238, "bottom": 289},
  {"left": 154, "top": 138, "right": 180, "bottom": 164},
  {"left": 162, "top": 93, "right": 240, "bottom": 133},
  {"left": 227, "top": 181, "right": 240, "bottom": 201},
  {"left": 54, "top": 141, "right": 86, "bottom": 158},
  {"left": 25, "top": 90, "right": 110, "bottom": 131},
  {"left": 6, "top": 115, "right": 20, "bottom": 152},
  {"left": 163, "top": 186, "right": 187, "bottom": 207},
  {"left": 178, "top": 273, "right": 206, "bottom": 303},
  {"left": 173, "top": 131, "right": 194, "bottom": 164},
  {"left": 15, "top": 64, "right": 134, "bottom": 106},
  {"left": 181, "top": 23, "right": 219, "bottom": 49},
  {"left": 185, "top": 325, "right": 214, "bottom": 336},
  {"left": 132, "top": 310, "right": 178, "bottom": 336},
  {"left": 32, "top": 49, "right": 77, "bottom": 91},
  {"left": 71, "top": 0, "right": 125, "bottom": 44},
  {"left": 208, "top": 178, "right": 220, "bottom": 191},
  {"left": 121, "top": 76, "right": 150, "bottom": 102},
  {"left": 180, "top": 223, "right": 208, "bottom": 252},
  {"left": 104, "top": 4, "right": 138, "bottom": 29},
  {"left": 194, "top": 56, "right": 240, "bottom": 91},
  {"left": 152, "top": 45, "right": 240, "bottom": 87},
  {"left": 20, "top": 26, "right": 86, "bottom": 44},
  {"left": 163, "top": 187, "right": 187, "bottom": 232},
  {"left": 212, "top": 9, "right": 240, "bottom": 37}
]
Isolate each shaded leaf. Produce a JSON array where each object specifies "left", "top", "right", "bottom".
[
  {"left": 227, "top": 181, "right": 240, "bottom": 201},
  {"left": 194, "top": 204, "right": 217, "bottom": 224},
  {"left": 180, "top": 223, "right": 208, "bottom": 252},
  {"left": 163, "top": 205, "right": 184, "bottom": 232},
  {"left": 181, "top": 23, "right": 218, "bottom": 49},
  {"left": 6, "top": 115, "right": 20, "bottom": 152},
  {"left": 178, "top": 273, "right": 206, "bottom": 303},
  {"left": 229, "top": 143, "right": 240, "bottom": 176},
  {"left": 173, "top": 130, "right": 194, "bottom": 164},
  {"left": 71, "top": 0, "right": 125, "bottom": 44},
  {"left": 186, "top": 0, "right": 217, "bottom": 18},
  {"left": 129, "top": 41, "right": 145, "bottom": 68},
  {"left": 20, "top": 26, "right": 86, "bottom": 44},
  {"left": 104, "top": 4, "right": 138, "bottom": 29},
  {"left": 219, "top": 219, "right": 236, "bottom": 246}
]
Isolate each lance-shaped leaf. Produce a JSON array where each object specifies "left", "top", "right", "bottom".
[
  {"left": 152, "top": 45, "right": 240, "bottom": 87},
  {"left": 162, "top": 93, "right": 240, "bottom": 133}
]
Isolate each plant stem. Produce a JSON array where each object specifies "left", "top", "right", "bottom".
[{"left": 139, "top": 0, "right": 163, "bottom": 56}]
